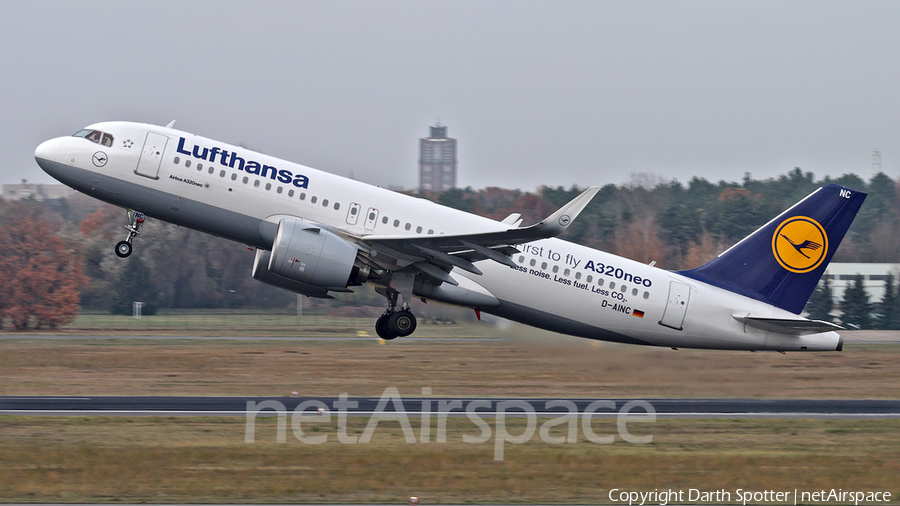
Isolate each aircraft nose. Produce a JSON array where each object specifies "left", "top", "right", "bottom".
[{"left": 35, "top": 138, "right": 59, "bottom": 164}]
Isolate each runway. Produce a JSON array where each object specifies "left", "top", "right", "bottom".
[
  {"left": 2, "top": 396, "right": 899, "bottom": 418},
  {"left": 0, "top": 330, "right": 896, "bottom": 342}
]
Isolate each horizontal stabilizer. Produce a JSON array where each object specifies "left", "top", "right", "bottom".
[{"left": 733, "top": 315, "right": 843, "bottom": 335}]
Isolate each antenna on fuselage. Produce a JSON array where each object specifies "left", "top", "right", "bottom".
[{"left": 165, "top": 120, "right": 176, "bottom": 129}]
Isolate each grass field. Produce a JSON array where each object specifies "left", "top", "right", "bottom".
[
  {"left": 0, "top": 416, "right": 897, "bottom": 503},
  {"left": 2, "top": 324, "right": 899, "bottom": 398},
  {"left": 1, "top": 319, "right": 899, "bottom": 503},
  {"left": 58, "top": 308, "right": 485, "bottom": 336}
]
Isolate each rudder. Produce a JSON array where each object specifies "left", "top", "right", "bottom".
[{"left": 679, "top": 184, "right": 866, "bottom": 314}]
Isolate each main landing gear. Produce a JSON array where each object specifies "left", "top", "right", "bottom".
[
  {"left": 115, "top": 210, "right": 145, "bottom": 258},
  {"left": 374, "top": 287, "right": 417, "bottom": 340}
]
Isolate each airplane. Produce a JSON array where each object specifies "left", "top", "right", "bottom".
[{"left": 35, "top": 121, "right": 866, "bottom": 351}]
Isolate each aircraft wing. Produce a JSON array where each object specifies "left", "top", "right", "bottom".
[
  {"left": 733, "top": 316, "right": 844, "bottom": 335},
  {"left": 345, "top": 186, "right": 601, "bottom": 284}
]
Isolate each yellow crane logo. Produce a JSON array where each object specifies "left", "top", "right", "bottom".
[{"left": 772, "top": 216, "right": 828, "bottom": 273}]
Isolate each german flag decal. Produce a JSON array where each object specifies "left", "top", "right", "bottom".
[{"left": 633, "top": 309, "right": 645, "bottom": 318}]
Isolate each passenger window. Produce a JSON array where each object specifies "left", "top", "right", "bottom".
[
  {"left": 610, "top": 282, "right": 616, "bottom": 290},
  {"left": 265, "top": 183, "right": 271, "bottom": 190},
  {"left": 382, "top": 216, "right": 388, "bottom": 224},
  {"left": 174, "top": 157, "right": 180, "bottom": 164},
  {"left": 197, "top": 163, "right": 203, "bottom": 171},
  {"left": 220, "top": 170, "right": 226, "bottom": 177},
  {"left": 575, "top": 272, "right": 581, "bottom": 279},
  {"left": 208, "top": 167, "right": 214, "bottom": 174},
  {"left": 632, "top": 288, "right": 638, "bottom": 296},
  {"left": 541, "top": 262, "right": 547, "bottom": 269},
  {"left": 620, "top": 285, "right": 626, "bottom": 292},
  {"left": 185, "top": 160, "right": 192, "bottom": 168},
  {"left": 300, "top": 193, "right": 306, "bottom": 200},
  {"left": 254, "top": 180, "right": 260, "bottom": 187},
  {"left": 518, "top": 256, "right": 524, "bottom": 263},
  {"left": 597, "top": 278, "right": 604, "bottom": 286},
  {"left": 311, "top": 196, "right": 317, "bottom": 204},
  {"left": 393, "top": 220, "right": 400, "bottom": 227},
  {"left": 643, "top": 291, "right": 650, "bottom": 299},
  {"left": 564, "top": 268, "right": 570, "bottom": 276},
  {"left": 552, "top": 265, "right": 559, "bottom": 273},
  {"left": 277, "top": 186, "right": 283, "bottom": 194},
  {"left": 231, "top": 173, "right": 237, "bottom": 181},
  {"left": 243, "top": 176, "right": 249, "bottom": 184},
  {"left": 288, "top": 189, "right": 294, "bottom": 197},
  {"left": 586, "top": 275, "right": 592, "bottom": 283},
  {"left": 334, "top": 202, "right": 340, "bottom": 210},
  {"left": 428, "top": 229, "right": 434, "bottom": 234},
  {"left": 405, "top": 223, "right": 411, "bottom": 231},
  {"left": 322, "top": 199, "right": 328, "bottom": 207},
  {"left": 416, "top": 226, "right": 422, "bottom": 234},
  {"left": 530, "top": 259, "right": 536, "bottom": 267}
]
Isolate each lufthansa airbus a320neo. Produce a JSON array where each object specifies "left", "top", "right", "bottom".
[{"left": 35, "top": 121, "right": 865, "bottom": 351}]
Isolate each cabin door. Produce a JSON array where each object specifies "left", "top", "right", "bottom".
[
  {"left": 659, "top": 281, "right": 691, "bottom": 330},
  {"left": 135, "top": 131, "right": 168, "bottom": 179}
]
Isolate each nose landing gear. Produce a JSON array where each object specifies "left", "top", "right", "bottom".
[{"left": 115, "top": 210, "right": 145, "bottom": 258}]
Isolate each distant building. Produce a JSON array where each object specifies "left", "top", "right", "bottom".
[
  {"left": 823, "top": 263, "right": 900, "bottom": 304},
  {"left": 2, "top": 183, "right": 75, "bottom": 201},
  {"left": 419, "top": 122, "right": 457, "bottom": 192}
]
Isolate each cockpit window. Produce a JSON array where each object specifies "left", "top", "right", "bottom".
[{"left": 73, "top": 129, "right": 114, "bottom": 147}]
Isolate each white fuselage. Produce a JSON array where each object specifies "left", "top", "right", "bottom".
[{"left": 35, "top": 121, "right": 842, "bottom": 351}]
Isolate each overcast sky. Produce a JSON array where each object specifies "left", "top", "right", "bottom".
[{"left": 4, "top": 1, "right": 899, "bottom": 192}]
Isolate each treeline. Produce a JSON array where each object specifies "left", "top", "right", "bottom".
[
  {"left": 0, "top": 168, "right": 897, "bottom": 329},
  {"left": 806, "top": 275, "right": 900, "bottom": 330},
  {"left": 429, "top": 169, "right": 900, "bottom": 269}
]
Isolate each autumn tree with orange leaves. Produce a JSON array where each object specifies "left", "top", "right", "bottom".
[{"left": 0, "top": 204, "right": 87, "bottom": 329}]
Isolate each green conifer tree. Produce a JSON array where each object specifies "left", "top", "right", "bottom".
[
  {"left": 840, "top": 274, "right": 871, "bottom": 329},
  {"left": 805, "top": 278, "right": 834, "bottom": 323},
  {"left": 878, "top": 273, "right": 900, "bottom": 330}
]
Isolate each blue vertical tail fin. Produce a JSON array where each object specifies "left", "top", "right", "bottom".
[{"left": 679, "top": 184, "right": 866, "bottom": 314}]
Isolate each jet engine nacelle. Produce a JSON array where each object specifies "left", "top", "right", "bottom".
[
  {"left": 269, "top": 219, "right": 360, "bottom": 289},
  {"left": 252, "top": 249, "right": 332, "bottom": 298}
]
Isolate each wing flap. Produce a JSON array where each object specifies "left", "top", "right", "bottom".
[{"left": 413, "top": 244, "right": 483, "bottom": 275}]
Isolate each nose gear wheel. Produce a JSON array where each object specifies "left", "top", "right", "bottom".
[{"left": 115, "top": 210, "right": 145, "bottom": 258}]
